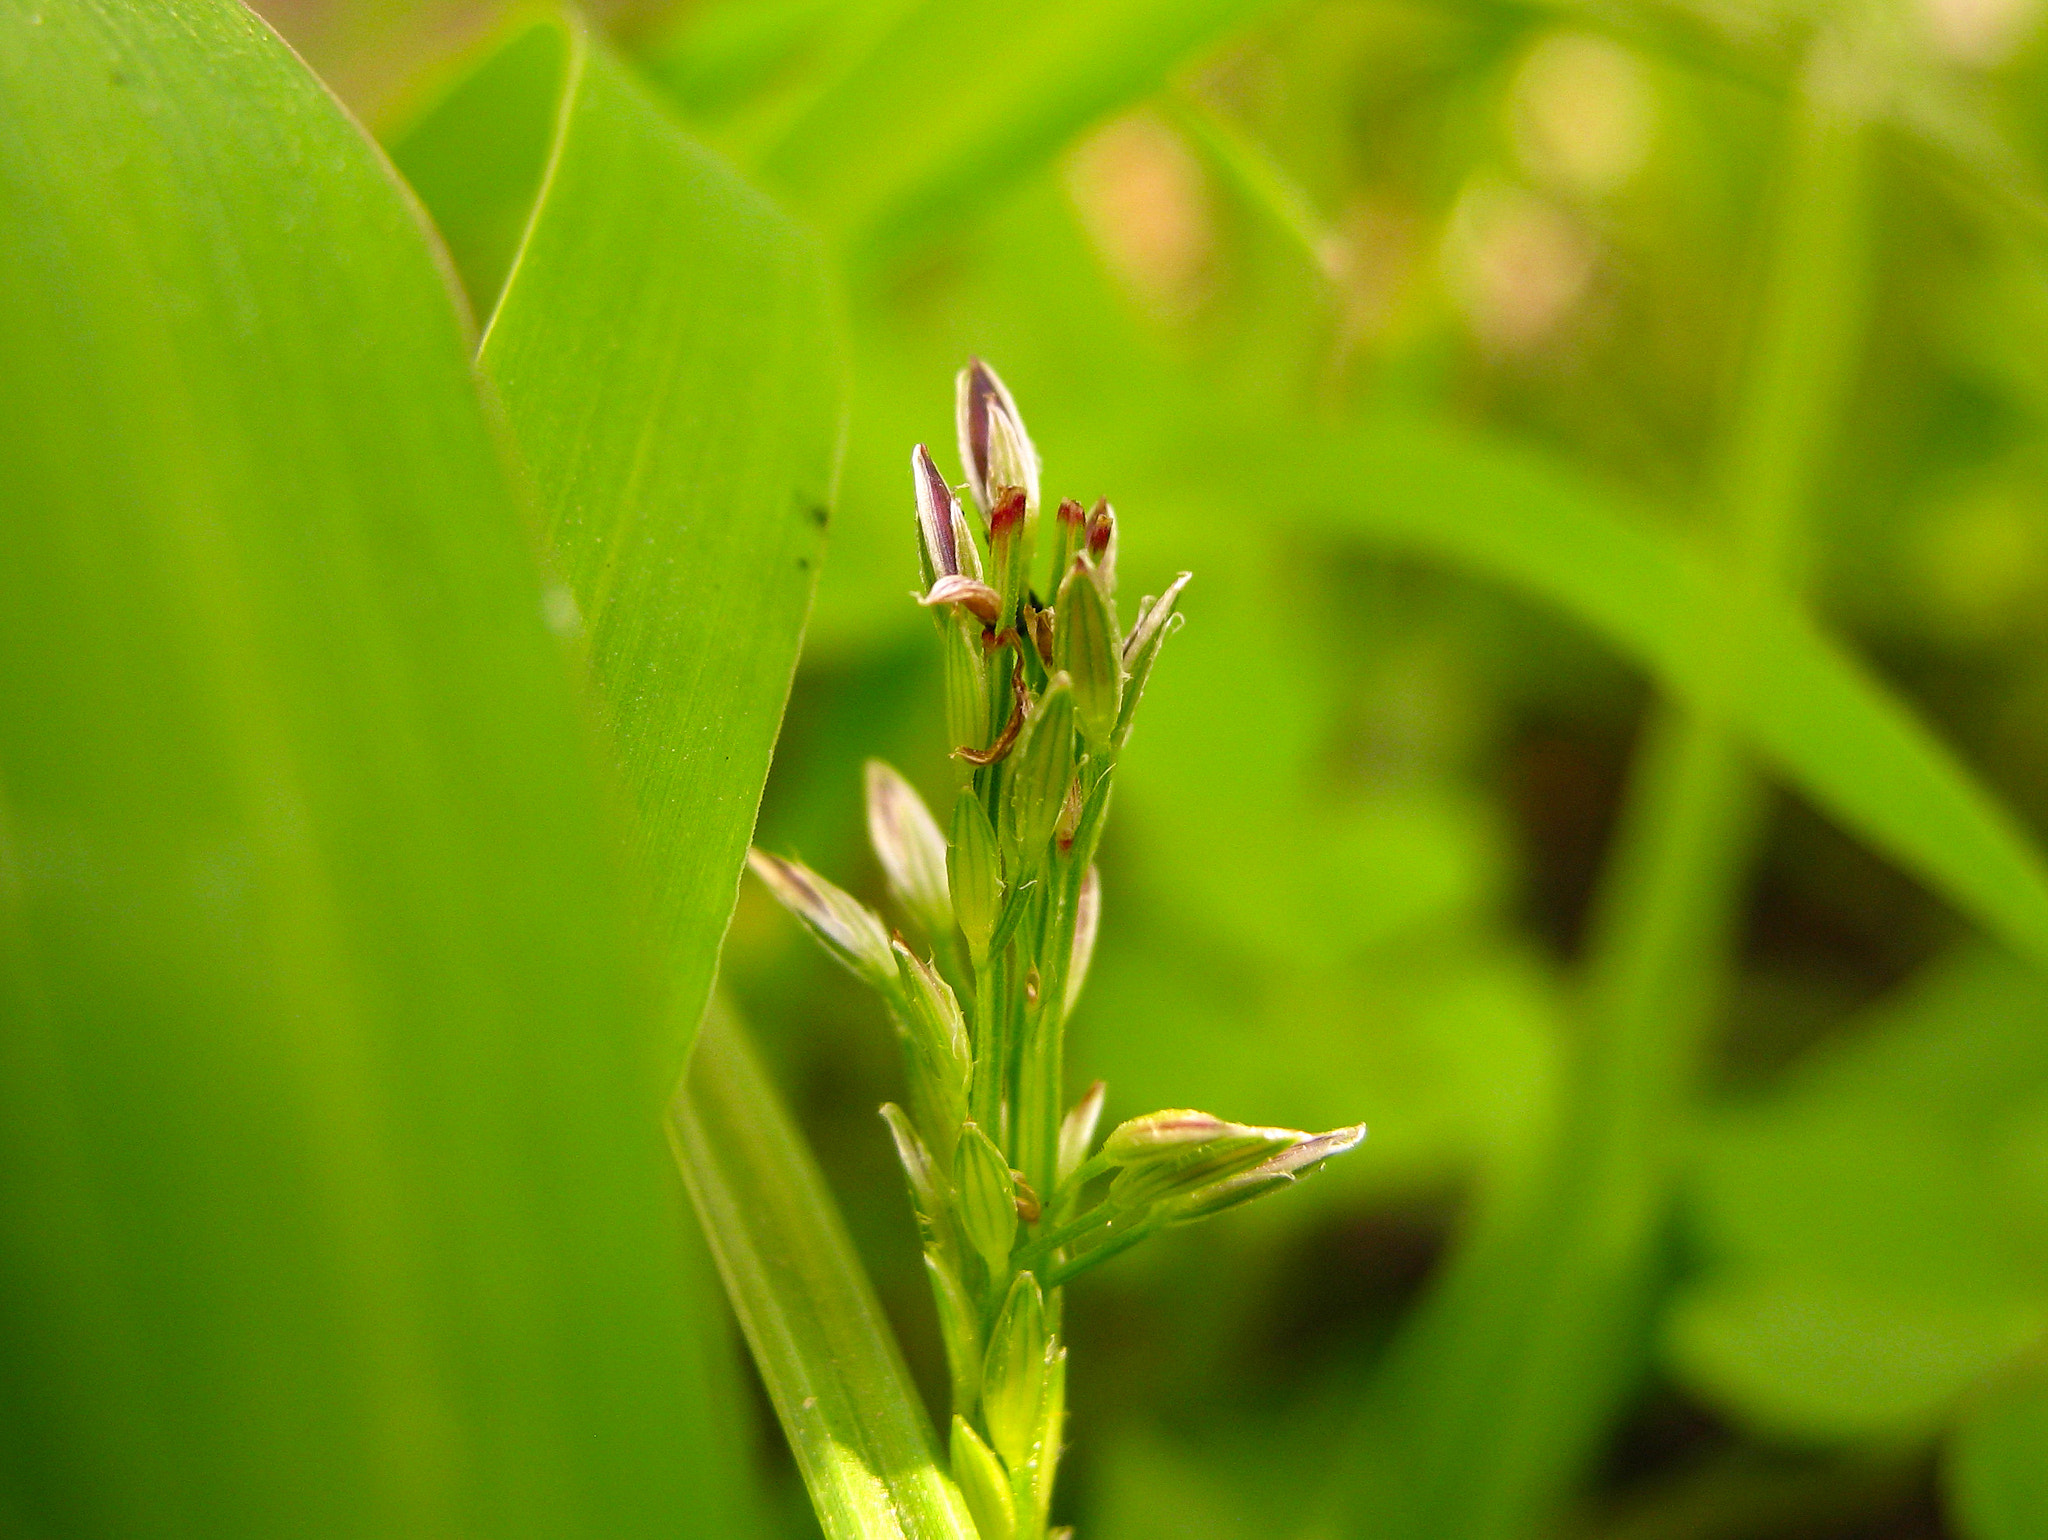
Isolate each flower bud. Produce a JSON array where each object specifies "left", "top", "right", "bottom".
[
  {"left": 1056, "top": 1079, "right": 1107, "bottom": 1187},
  {"left": 866, "top": 760, "right": 952, "bottom": 940},
  {"left": 952, "top": 500, "right": 984, "bottom": 582},
  {"left": 956, "top": 358, "right": 1039, "bottom": 522},
  {"left": 1084, "top": 498, "right": 1117, "bottom": 595},
  {"left": 949, "top": 792, "right": 1002, "bottom": 965},
  {"left": 942, "top": 617, "right": 989, "bottom": 770},
  {"left": 1005, "top": 676, "right": 1077, "bottom": 871},
  {"left": 912, "top": 443, "right": 964, "bottom": 584},
  {"left": 1100, "top": 1109, "right": 1303, "bottom": 1210},
  {"left": 951, "top": 1417, "right": 1015, "bottom": 1540},
  {"left": 1114, "top": 571, "right": 1191, "bottom": 749},
  {"left": 928, "top": 1252, "right": 984, "bottom": 1412},
  {"left": 1169, "top": 1123, "right": 1369, "bottom": 1223},
  {"left": 1055, "top": 563, "right": 1122, "bottom": 753},
  {"left": 986, "top": 405, "right": 1038, "bottom": 521},
  {"left": 989, "top": 486, "right": 1032, "bottom": 624},
  {"left": 955, "top": 1121, "right": 1018, "bottom": 1278},
  {"left": 747, "top": 848, "right": 895, "bottom": 990},
  {"left": 1029, "top": 1344, "right": 1068, "bottom": 1534},
  {"left": 981, "top": 1271, "right": 1048, "bottom": 1470},
  {"left": 1064, "top": 866, "right": 1100, "bottom": 1015},
  {"left": 1047, "top": 496, "right": 1087, "bottom": 583},
  {"left": 893, "top": 941, "right": 971, "bottom": 1142},
  {"left": 879, "top": 1102, "right": 945, "bottom": 1223}
]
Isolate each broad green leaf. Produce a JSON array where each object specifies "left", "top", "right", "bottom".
[
  {"left": 1663, "top": 948, "right": 2048, "bottom": 1442},
  {"left": 1947, "top": 1371, "right": 2048, "bottom": 1540},
  {"left": 746, "top": 0, "right": 1289, "bottom": 259},
  {"left": 0, "top": 2, "right": 744, "bottom": 1535},
  {"left": 1666, "top": 1276, "right": 2044, "bottom": 1444},
  {"left": 673, "top": 1003, "right": 979, "bottom": 1540},
  {"left": 391, "top": 15, "right": 838, "bottom": 1079}
]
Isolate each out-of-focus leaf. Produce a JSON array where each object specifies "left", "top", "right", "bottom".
[
  {"left": 379, "top": 17, "right": 567, "bottom": 315},
  {"left": 747, "top": 0, "right": 1290, "bottom": 259},
  {"left": 0, "top": 2, "right": 743, "bottom": 1534},
  {"left": 1663, "top": 949, "right": 2048, "bottom": 1443},
  {"left": 392, "top": 14, "right": 838, "bottom": 1079},
  {"left": 1255, "top": 415, "right": 2048, "bottom": 973},
  {"left": 1667, "top": 1277, "right": 2043, "bottom": 1444},
  {"left": 673, "top": 1003, "right": 979, "bottom": 1540},
  {"left": 1946, "top": 1370, "right": 2048, "bottom": 1540}
]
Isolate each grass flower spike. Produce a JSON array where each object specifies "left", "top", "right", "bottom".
[{"left": 750, "top": 362, "right": 1366, "bottom": 1536}]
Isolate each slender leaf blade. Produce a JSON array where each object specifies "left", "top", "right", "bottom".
[
  {"left": 0, "top": 2, "right": 739, "bottom": 1535},
  {"left": 674, "top": 1003, "right": 979, "bottom": 1540},
  {"left": 1246, "top": 413, "right": 2048, "bottom": 970},
  {"left": 747, "top": 0, "right": 1288, "bottom": 258},
  {"left": 392, "top": 16, "right": 838, "bottom": 1079}
]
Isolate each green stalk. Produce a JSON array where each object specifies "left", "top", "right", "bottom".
[{"left": 1325, "top": 50, "right": 1870, "bottom": 1540}]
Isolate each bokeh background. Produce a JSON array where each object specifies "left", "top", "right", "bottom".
[{"left": 260, "top": 1, "right": 2048, "bottom": 1535}]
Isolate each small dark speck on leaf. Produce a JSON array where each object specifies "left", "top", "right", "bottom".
[{"left": 810, "top": 504, "right": 829, "bottom": 528}]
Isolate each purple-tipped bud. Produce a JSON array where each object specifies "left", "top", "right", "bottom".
[
  {"left": 1047, "top": 497, "right": 1088, "bottom": 583},
  {"left": 1084, "top": 498, "right": 1118, "bottom": 594},
  {"left": 747, "top": 848, "right": 896, "bottom": 989},
  {"left": 913, "top": 443, "right": 964, "bottom": 582},
  {"left": 956, "top": 358, "right": 1039, "bottom": 521},
  {"left": 989, "top": 486, "right": 1031, "bottom": 621}
]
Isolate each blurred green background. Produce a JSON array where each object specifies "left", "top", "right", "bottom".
[{"left": 266, "top": 0, "right": 2048, "bottom": 1535}]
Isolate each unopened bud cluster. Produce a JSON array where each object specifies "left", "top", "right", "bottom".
[{"left": 752, "top": 362, "right": 1365, "bottom": 1539}]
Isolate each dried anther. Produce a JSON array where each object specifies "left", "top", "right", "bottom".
[
  {"left": 1055, "top": 774, "right": 1085, "bottom": 851},
  {"left": 920, "top": 574, "right": 1004, "bottom": 626},
  {"left": 955, "top": 661, "right": 1027, "bottom": 765},
  {"left": 1024, "top": 602, "right": 1056, "bottom": 668},
  {"left": 1011, "top": 1170, "right": 1042, "bottom": 1224}
]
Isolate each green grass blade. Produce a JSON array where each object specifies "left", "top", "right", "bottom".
[
  {"left": 0, "top": 2, "right": 743, "bottom": 1534},
  {"left": 391, "top": 15, "right": 839, "bottom": 1080},
  {"left": 674, "top": 1004, "right": 980, "bottom": 1540},
  {"left": 1317, "top": 88, "right": 1876, "bottom": 1540},
  {"left": 1244, "top": 413, "right": 2048, "bottom": 970},
  {"left": 747, "top": 0, "right": 1289, "bottom": 261}
]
